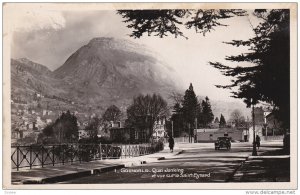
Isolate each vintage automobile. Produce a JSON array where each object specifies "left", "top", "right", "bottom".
[{"left": 215, "top": 137, "right": 231, "bottom": 150}]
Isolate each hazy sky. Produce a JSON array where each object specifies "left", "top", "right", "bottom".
[{"left": 11, "top": 9, "right": 260, "bottom": 103}]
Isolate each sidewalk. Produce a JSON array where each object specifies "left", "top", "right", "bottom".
[
  {"left": 12, "top": 147, "right": 182, "bottom": 184},
  {"left": 230, "top": 149, "right": 290, "bottom": 182}
]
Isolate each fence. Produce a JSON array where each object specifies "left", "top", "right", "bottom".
[{"left": 11, "top": 143, "right": 157, "bottom": 171}]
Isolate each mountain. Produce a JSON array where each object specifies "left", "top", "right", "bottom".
[
  {"left": 54, "top": 37, "right": 183, "bottom": 110},
  {"left": 11, "top": 37, "right": 250, "bottom": 118},
  {"left": 11, "top": 58, "right": 66, "bottom": 101},
  {"left": 11, "top": 37, "right": 184, "bottom": 114},
  {"left": 210, "top": 100, "right": 251, "bottom": 122}
]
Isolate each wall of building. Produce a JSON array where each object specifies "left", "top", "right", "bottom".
[{"left": 196, "top": 130, "right": 244, "bottom": 142}]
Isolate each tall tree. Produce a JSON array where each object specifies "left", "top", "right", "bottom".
[
  {"left": 102, "top": 105, "right": 122, "bottom": 122},
  {"left": 126, "top": 94, "right": 169, "bottom": 141},
  {"left": 41, "top": 110, "right": 79, "bottom": 143},
  {"left": 42, "top": 123, "right": 54, "bottom": 138},
  {"left": 219, "top": 114, "right": 226, "bottom": 128},
  {"left": 117, "top": 9, "right": 246, "bottom": 38},
  {"left": 181, "top": 83, "right": 198, "bottom": 131},
  {"left": 214, "top": 117, "right": 220, "bottom": 124},
  {"left": 53, "top": 110, "right": 79, "bottom": 143},
  {"left": 201, "top": 96, "right": 214, "bottom": 127},
  {"left": 119, "top": 9, "right": 290, "bottom": 131},
  {"left": 209, "top": 10, "right": 290, "bottom": 130},
  {"left": 170, "top": 102, "right": 184, "bottom": 137},
  {"left": 85, "top": 116, "right": 100, "bottom": 138}
]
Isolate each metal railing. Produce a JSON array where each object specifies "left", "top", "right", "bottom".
[{"left": 11, "top": 143, "right": 158, "bottom": 171}]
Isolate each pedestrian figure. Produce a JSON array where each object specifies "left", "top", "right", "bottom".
[
  {"left": 256, "top": 135, "right": 261, "bottom": 149},
  {"left": 168, "top": 136, "right": 175, "bottom": 152}
]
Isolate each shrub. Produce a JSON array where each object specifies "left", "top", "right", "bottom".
[{"left": 151, "top": 139, "right": 164, "bottom": 152}]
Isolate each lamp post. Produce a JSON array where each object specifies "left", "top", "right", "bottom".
[
  {"left": 188, "top": 123, "right": 191, "bottom": 143},
  {"left": 171, "top": 120, "right": 174, "bottom": 137},
  {"left": 195, "top": 118, "right": 197, "bottom": 143},
  {"left": 252, "top": 100, "right": 257, "bottom": 156}
]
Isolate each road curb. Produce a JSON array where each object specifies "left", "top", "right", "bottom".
[
  {"left": 248, "top": 155, "right": 290, "bottom": 159},
  {"left": 15, "top": 149, "right": 184, "bottom": 184},
  {"left": 20, "top": 164, "right": 125, "bottom": 184}
]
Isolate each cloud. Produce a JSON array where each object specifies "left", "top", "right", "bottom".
[
  {"left": 10, "top": 10, "right": 255, "bottom": 102},
  {"left": 12, "top": 10, "right": 66, "bottom": 32},
  {"left": 11, "top": 11, "right": 130, "bottom": 70}
]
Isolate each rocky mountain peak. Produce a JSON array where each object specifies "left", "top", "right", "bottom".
[{"left": 12, "top": 58, "right": 52, "bottom": 76}]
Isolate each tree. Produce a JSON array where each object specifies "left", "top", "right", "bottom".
[
  {"left": 168, "top": 91, "right": 183, "bottom": 105},
  {"left": 102, "top": 105, "right": 122, "bottom": 122},
  {"left": 39, "top": 111, "right": 79, "bottom": 143},
  {"left": 230, "top": 109, "right": 245, "bottom": 128},
  {"left": 118, "top": 9, "right": 290, "bottom": 131},
  {"left": 201, "top": 96, "right": 214, "bottom": 127},
  {"left": 209, "top": 10, "right": 290, "bottom": 130},
  {"left": 219, "top": 114, "right": 226, "bottom": 128},
  {"left": 42, "top": 123, "right": 54, "bottom": 138},
  {"left": 170, "top": 102, "right": 184, "bottom": 137},
  {"left": 117, "top": 10, "right": 246, "bottom": 38},
  {"left": 214, "top": 117, "right": 220, "bottom": 124},
  {"left": 53, "top": 110, "right": 79, "bottom": 143},
  {"left": 85, "top": 116, "right": 100, "bottom": 138},
  {"left": 181, "top": 83, "right": 199, "bottom": 134},
  {"left": 126, "top": 94, "right": 169, "bottom": 141}
]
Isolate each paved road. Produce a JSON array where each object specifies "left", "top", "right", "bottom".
[{"left": 61, "top": 142, "right": 282, "bottom": 183}]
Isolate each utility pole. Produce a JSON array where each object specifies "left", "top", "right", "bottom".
[
  {"left": 188, "top": 123, "right": 191, "bottom": 143},
  {"left": 171, "top": 120, "right": 174, "bottom": 137},
  {"left": 252, "top": 102, "right": 257, "bottom": 156},
  {"left": 195, "top": 118, "right": 197, "bottom": 143}
]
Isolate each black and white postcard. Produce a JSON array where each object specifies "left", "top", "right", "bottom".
[{"left": 2, "top": 2, "right": 297, "bottom": 190}]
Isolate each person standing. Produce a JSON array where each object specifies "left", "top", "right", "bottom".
[
  {"left": 256, "top": 135, "right": 261, "bottom": 149},
  {"left": 168, "top": 135, "right": 175, "bottom": 152}
]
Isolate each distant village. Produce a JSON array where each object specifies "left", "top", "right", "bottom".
[
  {"left": 11, "top": 92, "right": 92, "bottom": 144},
  {"left": 11, "top": 89, "right": 284, "bottom": 146}
]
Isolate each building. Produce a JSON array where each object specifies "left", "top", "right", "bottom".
[
  {"left": 152, "top": 118, "right": 166, "bottom": 140},
  {"left": 195, "top": 128, "right": 245, "bottom": 143},
  {"left": 109, "top": 121, "right": 151, "bottom": 143},
  {"left": 109, "top": 127, "right": 136, "bottom": 143},
  {"left": 248, "top": 107, "right": 283, "bottom": 142},
  {"left": 78, "top": 129, "right": 90, "bottom": 139},
  {"left": 265, "top": 112, "right": 284, "bottom": 137}
]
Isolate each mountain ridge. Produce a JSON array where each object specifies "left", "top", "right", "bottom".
[{"left": 11, "top": 37, "right": 250, "bottom": 118}]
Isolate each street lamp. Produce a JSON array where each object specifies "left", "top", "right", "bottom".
[{"left": 171, "top": 120, "right": 174, "bottom": 137}]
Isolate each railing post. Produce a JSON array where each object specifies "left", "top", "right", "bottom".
[
  {"left": 129, "top": 145, "right": 131, "bottom": 158},
  {"left": 16, "top": 146, "right": 19, "bottom": 171},
  {"left": 29, "top": 146, "right": 32, "bottom": 169},
  {"left": 123, "top": 145, "right": 126, "bottom": 158}
]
